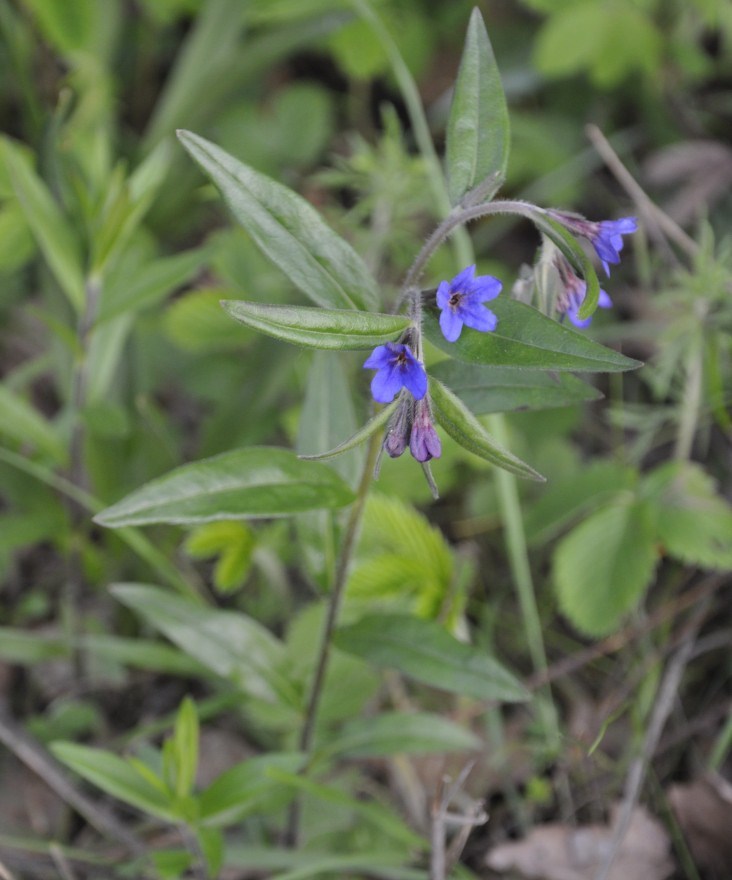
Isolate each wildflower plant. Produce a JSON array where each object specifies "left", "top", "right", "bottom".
[{"left": 83, "top": 6, "right": 644, "bottom": 870}]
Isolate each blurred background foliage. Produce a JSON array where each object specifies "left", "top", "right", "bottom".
[{"left": 0, "top": 0, "right": 731, "bottom": 877}]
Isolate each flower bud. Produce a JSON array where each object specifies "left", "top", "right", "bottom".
[
  {"left": 383, "top": 397, "right": 413, "bottom": 458},
  {"left": 409, "top": 398, "right": 441, "bottom": 462}
]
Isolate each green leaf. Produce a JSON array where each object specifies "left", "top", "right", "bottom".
[
  {"left": 429, "top": 377, "right": 544, "bottom": 481},
  {"left": 199, "top": 753, "right": 303, "bottom": 826},
  {"left": 324, "top": 711, "right": 480, "bottom": 758},
  {"left": 298, "top": 401, "right": 398, "bottom": 463},
  {"left": 19, "top": 0, "right": 95, "bottom": 54},
  {"left": 446, "top": 8, "right": 509, "bottom": 205},
  {"left": 643, "top": 462, "right": 732, "bottom": 570},
  {"left": 1, "top": 137, "right": 85, "bottom": 312},
  {"left": 553, "top": 499, "right": 659, "bottom": 637},
  {"left": 424, "top": 298, "right": 638, "bottom": 372},
  {"left": 429, "top": 361, "right": 602, "bottom": 414},
  {"left": 170, "top": 697, "right": 199, "bottom": 799},
  {"left": 94, "top": 447, "right": 355, "bottom": 527},
  {"left": 177, "top": 130, "right": 379, "bottom": 311},
  {"left": 111, "top": 583, "right": 297, "bottom": 706},
  {"left": 51, "top": 742, "right": 178, "bottom": 822},
  {"left": 334, "top": 613, "right": 528, "bottom": 703},
  {"left": 524, "top": 461, "right": 637, "bottom": 546},
  {"left": 0, "top": 384, "right": 66, "bottom": 463},
  {"left": 99, "top": 248, "right": 205, "bottom": 323},
  {"left": 221, "top": 301, "right": 410, "bottom": 350},
  {"left": 264, "top": 768, "right": 425, "bottom": 849}
]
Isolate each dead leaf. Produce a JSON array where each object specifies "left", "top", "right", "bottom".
[
  {"left": 485, "top": 803, "right": 673, "bottom": 880},
  {"left": 668, "top": 772, "right": 732, "bottom": 878}
]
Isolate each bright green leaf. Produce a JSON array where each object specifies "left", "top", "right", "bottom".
[
  {"left": 553, "top": 499, "right": 659, "bottom": 637},
  {"left": 94, "top": 447, "right": 355, "bottom": 527},
  {"left": 171, "top": 697, "right": 199, "bottom": 799},
  {"left": 199, "top": 753, "right": 304, "bottom": 826},
  {"left": 51, "top": 742, "right": 178, "bottom": 822},
  {"left": 221, "top": 301, "right": 410, "bottom": 350},
  {"left": 446, "top": 8, "right": 509, "bottom": 205},
  {"left": 177, "top": 130, "right": 379, "bottom": 311}
]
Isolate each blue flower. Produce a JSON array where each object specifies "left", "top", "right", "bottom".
[
  {"left": 548, "top": 212, "right": 638, "bottom": 276},
  {"left": 363, "top": 342, "right": 427, "bottom": 403},
  {"left": 556, "top": 257, "right": 612, "bottom": 328},
  {"left": 383, "top": 397, "right": 412, "bottom": 458},
  {"left": 409, "top": 398, "right": 441, "bottom": 462},
  {"left": 436, "top": 264, "right": 501, "bottom": 342},
  {"left": 591, "top": 217, "right": 638, "bottom": 275}
]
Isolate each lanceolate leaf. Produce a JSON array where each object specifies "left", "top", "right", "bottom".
[
  {"left": 424, "top": 298, "right": 640, "bottom": 372},
  {"left": 51, "top": 743, "right": 178, "bottom": 822},
  {"left": 334, "top": 613, "right": 528, "bottom": 702},
  {"left": 94, "top": 448, "right": 355, "bottom": 527},
  {"left": 298, "top": 401, "right": 398, "bottom": 462},
  {"left": 177, "top": 130, "right": 379, "bottom": 311},
  {"left": 429, "top": 378, "right": 544, "bottom": 481},
  {"left": 111, "top": 583, "right": 297, "bottom": 706},
  {"left": 446, "top": 8, "right": 509, "bottom": 205},
  {"left": 221, "top": 301, "right": 410, "bottom": 350},
  {"left": 429, "top": 361, "right": 602, "bottom": 414},
  {"left": 324, "top": 711, "right": 481, "bottom": 758},
  {"left": 1, "top": 137, "right": 85, "bottom": 313}
]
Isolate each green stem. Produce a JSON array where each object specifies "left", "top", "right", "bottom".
[
  {"left": 486, "top": 415, "right": 560, "bottom": 752},
  {"left": 358, "top": 0, "right": 560, "bottom": 751},
  {"left": 287, "top": 429, "right": 383, "bottom": 845}
]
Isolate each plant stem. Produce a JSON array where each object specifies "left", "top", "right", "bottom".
[
  {"left": 359, "top": 0, "right": 561, "bottom": 753},
  {"left": 287, "top": 429, "right": 383, "bottom": 846},
  {"left": 486, "top": 415, "right": 560, "bottom": 751},
  {"left": 674, "top": 337, "right": 704, "bottom": 462}
]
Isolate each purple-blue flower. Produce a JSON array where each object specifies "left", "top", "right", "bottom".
[
  {"left": 363, "top": 342, "right": 427, "bottom": 404},
  {"left": 548, "top": 212, "right": 638, "bottom": 276},
  {"left": 556, "top": 258, "right": 612, "bottom": 328},
  {"left": 436, "top": 264, "right": 501, "bottom": 342},
  {"left": 409, "top": 398, "right": 441, "bottom": 462}
]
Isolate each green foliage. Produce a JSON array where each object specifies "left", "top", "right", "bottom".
[
  {"left": 445, "top": 7, "right": 509, "bottom": 205},
  {"left": 95, "top": 448, "right": 356, "bottom": 526},
  {"left": 221, "top": 301, "right": 411, "bottom": 350}
]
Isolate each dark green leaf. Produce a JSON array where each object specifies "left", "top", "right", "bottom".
[
  {"left": 334, "top": 613, "right": 528, "bottom": 702},
  {"left": 94, "top": 447, "right": 355, "bottom": 527},
  {"left": 177, "top": 130, "right": 379, "bottom": 311},
  {"left": 429, "top": 361, "right": 602, "bottom": 414},
  {"left": 446, "top": 8, "right": 509, "bottom": 205},
  {"left": 221, "top": 301, "right": 410, "bottom": 350},
  {"left": 429, "top": 378, "right": 544, "bottom": 481},
  {"left": 424, "top": 299, "right": 639, "bottom": 372}
]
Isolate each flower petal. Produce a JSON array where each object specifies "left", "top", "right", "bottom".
[
  {"left": 363, "top": 344, "right": 394, "bottom": 370},
  {"left": 470, "top": 275, "right": 502, "bottom": 302},
  {"left": 371, "top": 364, "right": 403, "bottom": 403},
  {"left": 401, "top": 360, "right": 428, "bottom": 400},
  {"left": 450, "top": 264, "right": 476, "bottom": 291},
  {"left": 598, "top": 289, "right": 613, "bottom": 308},
  {"left": 458, "top": 303, "right": 498, "bottom": 333},
  {"left": 439, "top": 308, "right": 463, "bottom": 342},
  {"left": 436, "top": 280, "right": 452, "bottom": 310}
]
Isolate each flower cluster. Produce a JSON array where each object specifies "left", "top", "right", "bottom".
[
  {"left": 362, "top": 213, "right": 637, "bottom": 467},
  {"left": 548, "top": 212, "right": 638, "bottom": 276}
]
